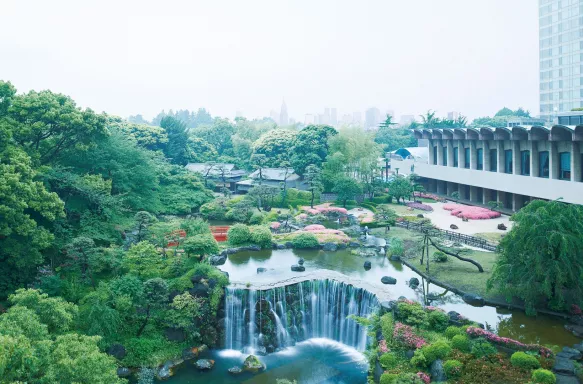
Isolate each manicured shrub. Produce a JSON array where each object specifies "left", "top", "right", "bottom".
[
  {"left": 421, "top": 340, "right": 452, "bottom": 363},
  {"left": 432, "top": 251, "right": 447, "bottom": 262},
  {"left": 427, "top": 310, "right": 449, "bottom": 331},
  {"left": 451, "top": 334, "right": 470, "bottom": 352},
  {"left": 380, "top": 313, "right": 394, "bottom": 342},
  {"left": 471, "top": 339, "right": 497, "bottom": 358},
  {"left": 443, "top": 359, "right": 463, "bottom": 378},
  {"left": 510, "top": 351, "right": 540, "bottom": 370},
  {"left": 180, "top": 217, "right": 210, "bottom": 236},
  {"left": 248, "top": 211, "right": 265, "bottom": 225},
  {"left": 406, "top": 202, "right": 433, "bottom": 211},
  {"left": 379, "top": 352, "right": 398, "bottom": 369},
  {"left": 227, "top": 224, "right": 251, "bottom": 245},
  {"left": 396, "top": 301, "right": 427, "bottom": 327},
  {"left": 250, "top": 225, "right": 272, "bottom": 248},
  {"left": 200, "top": 199, "right": 228, "bottom": 220},
  {"left": 183, "top": 234, "right": 219, "bottom": 258},
  {"left": 291, "top": 233, "right": 319, "bottom": 249},
  {"left": 531, "top": 368, "right": 556, "bottom": 384},
  {"left": 390, "top": 237, "right": 404, "bottom": 256},
  {"left": 443, "top": 203, "right": 501, "bottom": 220},
  {"left": 379, "top": 373, "right": 398, "bottom": 384},
  {"left": 444, "top": 326, "right": 462, "bottom": 339},
  {"left": 410, "top": 350, "right": 427, "bottom": 367}
]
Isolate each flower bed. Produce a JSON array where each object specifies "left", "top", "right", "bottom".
[
  {"left": 406, "top": 202, "right": 434, "bottom": 212},
  {"left": 301, "top": 203, "right": 348, "bottom": 216},
  {"left": 443, "top": 203, "right": 501, "bottom": 220},
  {"left": 303, "top": 224, "right": 326, "bottom": 231},
  {"left": 466, "top": 327, "right": 553, "bottom": 358},
  {"left": 414, "top": 192, "right": 443, "bottom": 202},
  {"left": 393, "top": 322, "right": 427, "bottom": 349}
]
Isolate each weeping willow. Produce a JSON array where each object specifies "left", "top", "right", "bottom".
[{"left": 487, "top": 200, "right": 583, "bottom": 314}]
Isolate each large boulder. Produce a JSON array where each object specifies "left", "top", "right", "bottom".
[
  {"left": 257, "top": 267, "right": 268, "bottom": 274},
  {"left": 462, "top": 293, "right": 485, "bottom": 307},
  {"left": 450, "top": 224, "right": 458, "bottom": 230},
  {"left": 554, "top": 374, "right": 580, "bottom": 384},
  {"left": 565, "top": 324, "right": 583, "bottom": 338},
  {"left": 558, "top": 347, "right": 582, "bottom": 360},
  {"left": 209, "top": 254, "right": 227, "bottom": 266},
  {"left": 381, "top": 276, "right": 397, "bottom": 285},
  {"left": 322, "top": 242, "right": 338, "bottom": 251},
  {"left": 165, "top": 327, "right": 186, "bottom": 342},
  {"left": 379, "top": 301, "right": 397, "bottom": 314},
  {"left": 277, "top": 244, "right": 286, "bottom": 250},
  {"left": 430, "top": 359, "right": 446, "bottom": 382},
  {"left": 243, "top": 355, "right": 265, "bottom": 372},
  {"left": 157, "top": 361, "right": 177, "bottom": 380},
  {"left": 116, "top": 367, "right": 131, "bottom": 378},
  {"left": 107, "top": 343, "right": 127, "bottom": 360},
  {"left": 389, "top": 255, "right": 401, "bottom": 262},
  {"left": 573, "top": 343, "right": 583, "bottom": 353},
  {"left": 497, "top": 223, "right": 507, "bottom": 231},
  {"left": 228, "top": 366, "right": 243, "bottom": 375},
  {"left": 363, "top": 261, "right": 372, "bottom": 270},
  {"left": 408, "top": 277, "right": 420, "bottom": 288},
  {"left": 182, "top": 347, "right": 199, "bottom": 360},
  {"left": 195, "top": 359, "right": 215, "bottom": 371},
  {"left": 553, "top": 357, "right": 575, "bottom": 376},
  {"left": 291, "top": 265, "right": 305, "bottom": 272},
  {"left": 298, "top": 258, "right": 305, "bottom": 265}
]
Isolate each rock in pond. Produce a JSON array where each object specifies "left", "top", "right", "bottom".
[
  {"left": 565, "top": 324, "right": 583, "bottom": 338},
  {"left": 363, "top": 261, "right": 372, "bottom": 270},
  {"left": 209, "top": 254, "right": 227, "bottom": 266},
  {"left": 291, "top": 264, "right": 305, "bottom": 272},
  {"left": 462, "top": 293, "right": 485, "bottom": 307},
  {"left": 349, "top": 241, "right": 360, "bottom": 248},
  {"left": 381, "top": 276, "right": 397, "bottom": 285},
  {"left": 558, "top": 347, "right": 582, "bottom": 360},
  {"left": 389, "top": 255, "right": 401, "bottom": 262},
  {"left": 430, "top": 359, "right": 446, "bottom": 382},
  {"left": 277, "top": 244, "right": 286, "bottom": 250},
  {"left": 228, "top": 366, "right": 243, "bottom": 375},
  {"left": 408, "top": 277, "right": 420, "bottom": 288},
  {"left": 553, "top": 357, "right": 575, "bottom": 376},
  {"left": 107, "top": 343, "right": 127, "bottom": 359},
  {"left": 157, "top": 361, "right": 176, "bottom": 380},
  {"left": 298, "top": 258, "right": 305, "bottom": 265},
  {"left": 243, "top": 355, "right": 265, "bottom": 372},
  {"left": 322, "top": 242, "right": 338, "bottom": 251},
  {"left": 195, "top": 359, "right": 215, "bottom": 370},
  {"left": 182, "top": 347, "right": 199, "bottom": 360},
  {"left": 573, "top": 343, "right": 583, "bottom": 353},
  {"left": 116, "top": 367, "right": 131, "bottom": 378},
  {"left": 257, "top": 267, "right": 268, "bottom": 274}
]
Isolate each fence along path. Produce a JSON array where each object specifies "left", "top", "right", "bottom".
[{"left": 395, "top": 220, "right": 497, "bottom": 252}]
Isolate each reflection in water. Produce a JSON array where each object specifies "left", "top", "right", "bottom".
[{"left": 221, "top": 248, "right": 579, "bottom": 347}]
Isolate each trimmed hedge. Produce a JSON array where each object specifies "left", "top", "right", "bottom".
[
  {"left": 291, "top": 233, "right": 319, "bottom": 249},
  {"left": 451, "top": 335, "right": 470, "bottom": 352},
  {"left": 510, "top": 351, "right": 540, "bottom": 370},
  {"left": 531, "top": 368, "right": 556, "bottom": 384},
  {"left": 443, "top": 359, "right": 463, "bottom": 378},
  {"left": 227, "top": 224, "right": 251, "bottom": 245}
]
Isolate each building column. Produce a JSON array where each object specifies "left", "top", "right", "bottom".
[
  {"left": 512, "top": 141, "right": 521, "bottom": 175},
  {"left": 550, "top": 141, "right": 559, "bottom": 179},
  {"left": 483, "top": 141, "right": 490, "bottom": 172},
  {"left": 469, "top": 186, "right": 478, "bottom": 202},
  {"left": 572, "top": 141, "right": 581, "bottom": 182},
  {"left": 446, "top": 182, "right": 455, "bottom": 196},
  {"left": 428, "top": 139, "right": 435, "bottom": 165},
  {"left": 447, "top": 140, "right": 454, "bottom": 168},
  {"left": 513, "top": 194, "right": 524, "bottom": 211},
  {"left": 498, "top": 191, "right": 506, "bottom": 209},
  {"left": 458, "top": 140, "right": 466, "bottom": 168},
  {"left": 530, "top": 141, "right": 539, "bottom": 178},
  {"left": 437, "top": 141, "right": 444, "bottom": 166},
  {"left": 470, "top": 140, "right": 477, "bottom": 169},
  {"left": 483, "top": 189, "right": 492, "bottom": 205},
  {"left": 437, "top": 181, "right": 446, "bottom": 195},
  {"left": 497, "top": 141, "right": 504, "bottom": 173}
]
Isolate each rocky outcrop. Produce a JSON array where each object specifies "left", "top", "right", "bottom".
[
  {"left": 182, "top": 347, "right": 199, "bottom": 360},
  {"left": 322, "top": 242, "right": 338, "bottom": 251},
  {"left": 221, "top": 245, "right": 261, "bottom": 256},
  {"left": 291, "top": 265, "right": 305, "bottom": 272},
  {"left": 157, "top": 360, "right": 182, "bottom": 380},
  {"left": 565, "top": 324, "right": 583, "bottom": 338},
  {"left": 116, "top": 367, "right": 131, "bottom": 378},
  {"left": 195, "top": 359, "right": 215, "bottom": 370},
  {"left": 430, "top": 359, "right": 446, "bottom": 382},
  {"left": 462, "top": 293, "right": 485, "bottom": 307},
  {"left": 243, "top": 355, "right": 265, "bottom": 372},
  {"left": 228, "top": 366, "right": 243, "bottom": 374},
  {"left": 381, "top": 276, "right": 397, "bottom": 285}
]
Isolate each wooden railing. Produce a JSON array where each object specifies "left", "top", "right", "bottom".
[
  {"left": 395, "top": 221, "right": 497, "bottom": 251},
  {"left": 210, "top": 226, "right": 229, "bottom": 242}
]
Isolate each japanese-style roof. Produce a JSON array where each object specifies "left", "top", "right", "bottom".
[
  {"left": 185, "top": 163, "right": 245, "bottom": 177},
  {"left": 248, "top": 168, "right": 300, "bottom": 181}
]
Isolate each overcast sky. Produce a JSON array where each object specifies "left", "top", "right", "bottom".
[{"left": 2, "top": 0, "right": 538, "bottom": 122}]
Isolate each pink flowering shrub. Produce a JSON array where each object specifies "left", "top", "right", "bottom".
[
  {"left": 406, "top": 202, "right": 434, "bottom": 211},
  {"left": 301, "top": 204, "right": 348, "bottom": 216},
  {"left": 416, "top": 372, "right": 431, "bottom": 384},
  {"left": 304, "top": 224, "right": 326, "bottom": 231},
  {"left": 393, "top": 322, "right": 427, "bottom": 349},
  {"left": 297, "top": 213, "right": 308, "bottom": 220},
  {"left": 466, "top": 327, "right": 553, "bottom": 358},
  {"left": 443, "top": 203, "right": 501, "bottom": 220},
  {"left": 270, "top": 222, "right": 281, "bottom": 230},
  {"left": 378, "top": 339, "right": 389, "bottom": 354},
  {"left": 414, "top": 191, "right": 443, "bottom": 202}
]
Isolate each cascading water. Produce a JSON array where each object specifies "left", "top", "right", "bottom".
[{"left": 222, "top": 280, "right": 379, "bottom": 353}]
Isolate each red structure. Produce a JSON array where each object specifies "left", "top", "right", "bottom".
[
  {"left": 166, "top": 229, "right": 187, "bottom": 247},
  {"left": 211, "top": 226, "right": 229, "bottom": 242}
]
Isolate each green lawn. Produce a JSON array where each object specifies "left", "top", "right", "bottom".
[{"left": 474, "top": 232, "right": 505, "bottom": 244}]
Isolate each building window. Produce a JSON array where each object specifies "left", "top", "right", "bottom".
[
  {"left": 442, "top": 147, "right": 447, "bottom": 166},
  {"left": 477, "top": 148, "right": 483, "bottom": 170},
  {"left": 433, "top": 146, "right": 438, "bottom": 165},
  {"left": 520, "top": 150, "right": 530, "bottom": 176},
  {"left": 453, "top": 147, "right": 459, "bottom": 167},
  {"left": 464, "top": 147, "right": 470, "bottom": 169},
  {"left": 559, "top": 152, "right": 571, "bottom": 180},
  {"left": 490, "top": 149, "right": 497, "bottom": 172},
  {"left": 539, "top": 151, "right": 549, "bottom": 178},
  {"left": 504, "top": 150, "right": 513, "bottom": 174}
]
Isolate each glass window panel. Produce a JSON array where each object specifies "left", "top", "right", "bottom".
[
  {"left": 477, "top": 148, "right": 484, "bottom": 170},
  {"left": 453, "top": 147, "right": 459, "bottom": 167},
  {"left": 464, "top": 147, "right": 470, "bottom": 169},
  {"left": 539, "top": 151, "right": 550, "bottom": 178},
  {"left": 490, "top": 149, "right": 497, "bottom": 172},
  {"left": 521, "top": 150, "right": 531, "bottom": 176},
  {"left": 560, "top": 152, "right": 571, "bottom": 180},
  {"left": 504, "top": 150, "right": 513, "bottom": 174}
]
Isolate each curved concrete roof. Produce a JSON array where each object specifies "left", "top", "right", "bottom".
[{"left": 413, "top": 125, "right": 580, "bottom": 141}]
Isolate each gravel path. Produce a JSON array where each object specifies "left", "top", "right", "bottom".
[{"left": 424, "top": 202, "right": 513, "bottom": 235}]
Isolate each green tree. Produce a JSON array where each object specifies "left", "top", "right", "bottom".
[
  {"left": 137, "top": 278, "right": 168, "bottom": 336},
  {"left": 251, "top": 153, "right": 268, "bottom": 185},
  {"left": 252, "top": 129, "right": 297, "bottom": 167},
  {"left": 304, "top": 165, "right": 323, "bottom": 208},
  {"left": 388, "top": 175, "right": 413, "bottom": 203},
  {"left": 332, "top": 176, "right": 362, "bottom": 208},
  {"left": 134, "top": 211, "right": 157, "bottom": 242},
  {"left": 8, "top": 289, "right": 77, "bottom": 334},
  {"left": 247, "top": 185, "right": 278, "bottom": 211},
  {"left": 64, "top": 237, "right": 100, "bottom": 287},
  {"left": 183, "top": 234, "right": 219, "bottom": 259},
  {"left": 419, "top": 110, "right": 439, "bottom": 128},
  {"left": 160, "top": 116, "right": 191, "bottom": 165},
  {"left": 123, "top": 241, "right": 162, "bottom": 279},
  {"left": 488, "top": 200, "right": 583, "bottom": 313},
  {"left": 290, "top": 125, "right": 338, "bottom": 175}
]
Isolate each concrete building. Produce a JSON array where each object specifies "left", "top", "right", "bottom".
[
  {"left": 365, "top": 107, "right": 381, "bottom": 130},
  {"left": 539, "top": 0, "right": 583, "bottom": 122},
  {"left": 390, "top": 124, "right": 583, "bottom": 209}
]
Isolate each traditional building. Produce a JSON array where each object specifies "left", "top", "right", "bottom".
[
  {"left": 235, "top": 168, "right": 307, "bottom": 193},
  {"left": 185, "top": 163, "right": 246, "bottom": 192},
  {"left": 390, "top": 124, "right": 583, "bottom": 210}
]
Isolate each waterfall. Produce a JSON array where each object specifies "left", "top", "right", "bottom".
[{"left": 222, "top": 280, "right": 379, "bottom": 352}]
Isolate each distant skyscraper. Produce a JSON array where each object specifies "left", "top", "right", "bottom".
[
  {"left": 400, "top": 115, "right": 415, "bottom": 126},
  {"left": 447, "top": 111, "right": 460, "bottom": 120},
  {"left": 330, "top": 108, "right": 338, "bottom": 126},
  {"left": 352, "top": 111, "right": 362, "bottom": 125},
  {"left": 365, "top": 107, "right": 381, "bottom": 130},
  {"left": 270, "top": 109, "right": 280, "bottom": 124},
  {"left": 279, "top": 99, "right": 288, "bottom": 126},
  {"left": 304, "top": 114, "right": 316, "bottom": 125}
]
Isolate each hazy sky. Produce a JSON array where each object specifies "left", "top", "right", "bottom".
[{"left": 2, "top": 0, "right": 539, "bottom": 122}]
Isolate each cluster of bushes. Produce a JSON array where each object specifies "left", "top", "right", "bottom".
[
  {"left": 372, "top": 299, "right": 555, "bottom": 384},
  {"left": 227, "top": 224, "right": 273, "bottom": 248}
]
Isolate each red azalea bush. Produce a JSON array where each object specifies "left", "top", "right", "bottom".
[
  {"left": 443, "top": 203, "right": 501, "bottom": 220},
  {"left": 393, "top": 322, "right": 427, "bottom": 349},
  {"left": 466, "top": 327, "right": 553, "bottom": 358},
  {"left": 302, "top": 204, "right": 348, "bottom": 216},
  {"left": 303, "top": 224, "right": 326, "bottom": 231}
]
